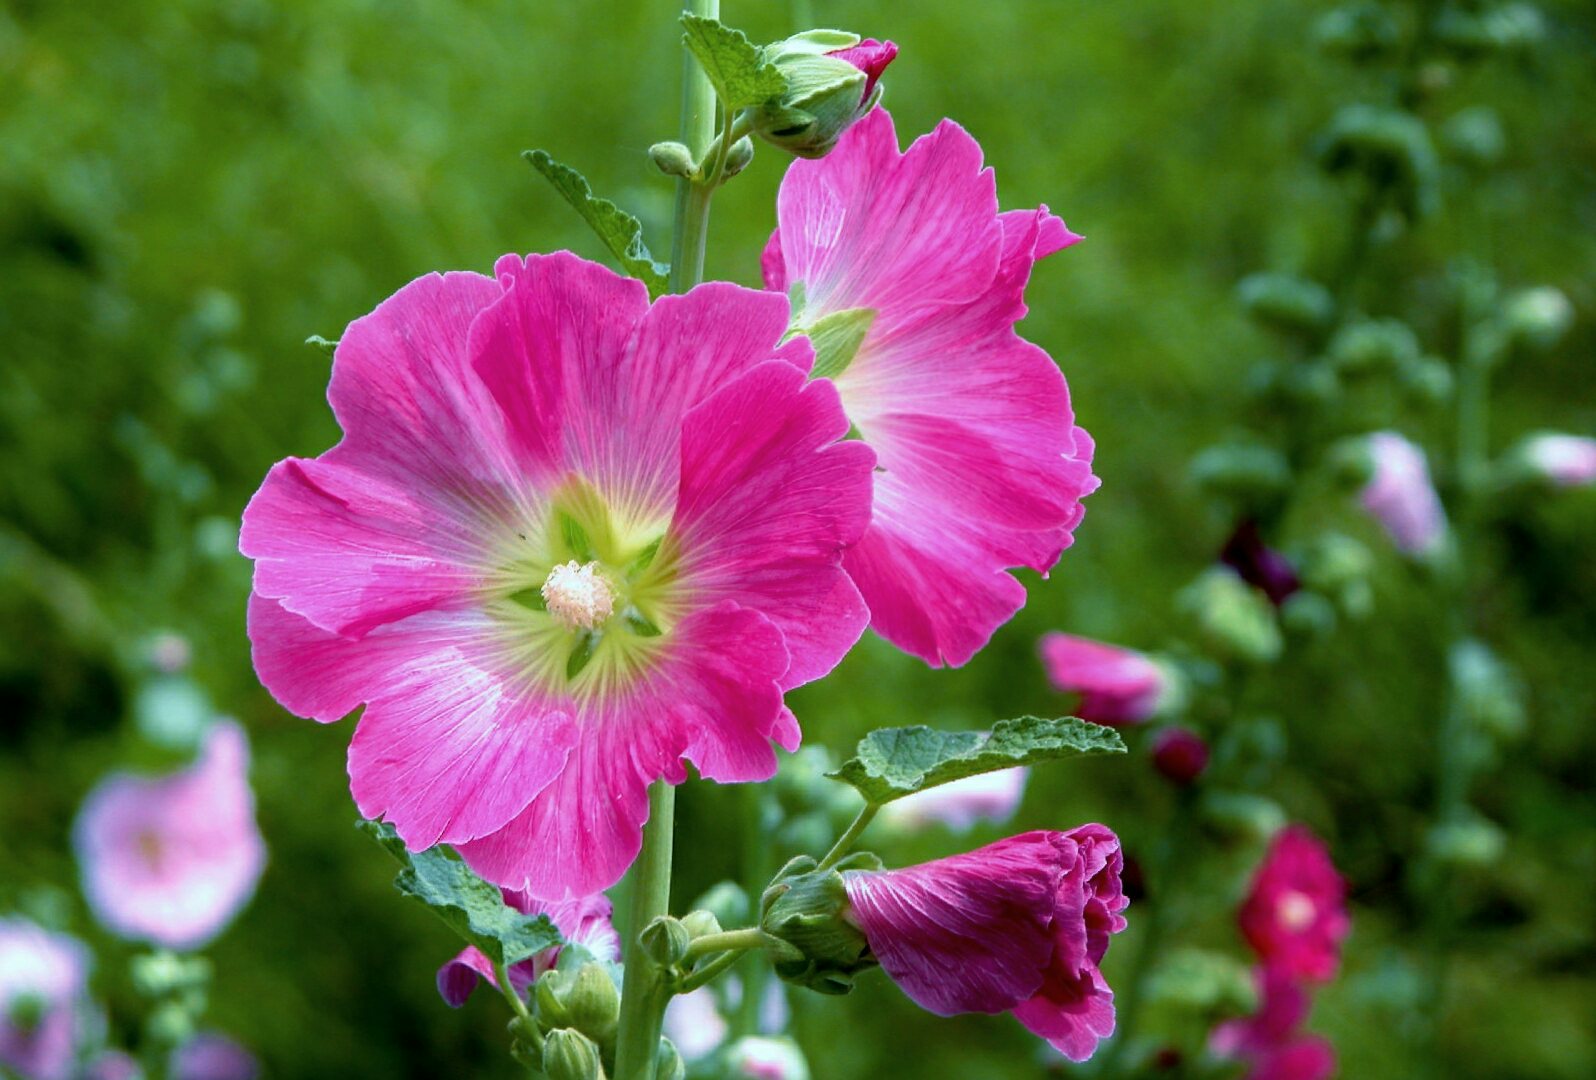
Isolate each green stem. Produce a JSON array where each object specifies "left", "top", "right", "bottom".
[
  {"left": 676, "top": 947, "right": 752, "bottom": 994},
  {"left": 614, "top": 782, "right": 678, "bottom": 1080},
  {"left": 666, "top": 0, "right": 721, "bottom": 295},
  {"left": 816, "top": 803, "right": 878, "bottom": 871},
  {"left": 682, "top": 927, "right": 768, "bottom": 963},
  {"left": 495, "top": 957, "right": 543, "bottom": 1059}
]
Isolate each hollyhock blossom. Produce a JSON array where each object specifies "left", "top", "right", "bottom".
[
  {"left": 73, "top": 722, "right": 265, "bottom": 951},
  {"left": 879, "top": 766, "right": 1027, "bottom": 832},
  {"left": 1238, "top": 827, "right": 1349, "bottom": 983},
  {"left": 1220, "top": 521, "right": 1301, "bottom": 607},
  {"left": 0, "top": 919, "right": 91, "bottom": 1080},
  {"left": 1519, "top": 432, "right": 1596, "bottom": 488},
  {"left": 725, "top": 1035, "right": 810, "bottom": 1080},
  {"left": 243, "top": 253, "right": 874, "bottom": 899},
  {"left": 170, "top": 1034, "right": 259, "bottom": 1080},
  {"left": 662, "top": 987, "right": 729, "bottom": 1062},
  {"left": 437, "top": 892, "right": 618, "bottom": 1007},
  {"left": 1359, "top": 432, "right": 1446, "bottom": 555},
  {"left": 841, "top": 827, "right": 1127, "bottom": 1062},
  {"left": 87, "top": 1051, "right": 143, "bottom": 1080},
  {"left": 1038, "top": 633, "right": 1169, "bottom": 726},
  {"left": 763, "top": 108, "right": 1097, "bottom": 666},
  {"left": 1210, "top": 966, "right": 1335, "bottom": 1080}
]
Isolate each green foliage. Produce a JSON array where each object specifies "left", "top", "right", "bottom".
[
  {"left": 357, "top": 820, "right": 563, "bottom": 967},
  {"left": 829, "top": 717, "right": 1125, "bottom": 806},
  {"left": 679, "top": 14, "right": 788, "bottom": 112},
  {"left": 524, "top": 150, "right": 670, "bottom": 298}
]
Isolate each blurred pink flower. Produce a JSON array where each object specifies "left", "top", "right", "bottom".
[
  {"left": 436, "top": 892, "right": 618, "bottom": 1007},
  {"left": 878, "top": 767, "right": 1028, "bottom": 833},
  {"left": 1150, "top": 727, "right": 1209, "bottom": 787},
  {"left": 243, "top": 254, "right": 875, "bottom": 900},
  {"left": 842, "top": 826, "right": 1127, "bottom": 1062},
  {"left": 1521, "top": 432, "right": 1596, "bottom": 488},
  {"left": 1238, "top": 826, "right": 1349, "bottom": 983},
  {"left": 1211, "top": 966, "right": 1336, "bottom": 1080},
  {"left": 1360, "top": 432, "right": 1446, "bottom": 555},
  {"left": 662, "top": 986, "right": 729, "bottom": 1062},
  {"left": 73, "top": 722, "right": 265, "bottom": 951},
  {"left": 170, "top": 1033, "right": 258, "bottom": 1080},
  {"left": 86, "top": 1051, "right": 142, "bottom": 1080},
  {"left": 763, "top": 108, "right": 1096, "bottom": 667},
  {"left": 1038, "top": 633, "right": 1168, "bottom": 726},
  {"left": 0, "top": 919, "right": 91, "bottom": 1080}
]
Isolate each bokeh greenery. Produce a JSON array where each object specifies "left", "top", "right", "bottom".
[{"left": 2, "top": 1, "right": 1593, "bottom": 1077}]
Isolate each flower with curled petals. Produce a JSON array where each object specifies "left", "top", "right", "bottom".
[
  {"left": 763, "top": 108, "right": 1097, "bottom": 666},
  {"left": 436, "top": 892, "right": 618, "bottom": 1008},
  {"left": 242, "top": 252, "right": 875, "bottom": 899}
]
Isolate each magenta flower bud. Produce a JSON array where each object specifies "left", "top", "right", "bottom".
[
  {"left": 841, "top": 827, "right": 1128, "bottom": 1062},
  {"left": 436, "top": 892, "right": 618, "bottom": 1008},
  {"left": 73, "top": 721, "right": 266, "bottom": 951},
  {"left": 1210, "top": 966, "right": 1335, "bottom": 1080},
  {"left": 1220, "top": 521, "right": 1301, "bottom": 607},
  {"left": 752, "top": 33, "right": 899, "bottom": 160},
  {"left": 1150, "top": 727, "right": 1209, "bottom": 787},
  {"left": 1359, "top": 432, "right": 1447, "bottom": 556},
  {"left": 1038, "top": 633, "right": 1171, "bottom": 726},
  {"left": 0, "top": 920, "right": 91, "bottom": 1080},
  {"left": 1237, "top": 827, "right": 1349, "bottom": 983}
]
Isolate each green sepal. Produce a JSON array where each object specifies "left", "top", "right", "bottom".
[
  {"left": 680, "top": 14, "right": 788, "bottom": 112},
  {"left": 357, "top": 819, "right": 563, "bottom": 966},
  {"left": 828, "top": 716, "right": 1126, "bottom": 807},
  {"left": 804, "top": 307, "right": 877, "bottom": 381},
  {"left": 525, "top": 150, "right": 670, "bottom": 298},
  {"left": 305, "top": 334, "right": 338, "bottom": 357}
]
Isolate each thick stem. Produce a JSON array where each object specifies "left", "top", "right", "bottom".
[
  {"left": 816, "top": 802, "right": 878, "bottom": 871},
  {"left": 614, "top": 782, "right": 678, "bottom": 1080},
  {"left": 667, "top": 0, "right": 721, "bottom": 295}
]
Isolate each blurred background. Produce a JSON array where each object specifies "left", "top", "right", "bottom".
[{"left": 2, "top": 0, "right": 1592, "bottom": 1077}]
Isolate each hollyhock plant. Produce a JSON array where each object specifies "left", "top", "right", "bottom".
[
  {"left": 762, "top": 108, "right": 1097, "bottom": 667},
  {"left": 0, "top": 919, "right": 91, "bottom": 1080},
  {"left": 73, "top": 721, "right": 266, "bottom": 951},
  {"left": 1518, "top": 432, "right": 1596, "bottom": 488},
  {"left": 1238, "top": 826, "right": 1349, "bottom": 983},
  {"left": 878, "top": 766, "right": 1028, "bottom": 833},
  {"left": 242, "top": 252, "right": 875, "bottom": 899},
  {"left": 840, "top": 827, "right": 1127, "bottom": 1061},
  {"left": 1038, "top": 632, "right": 1170, "bottom": 726},
  {"left": 1210, "top": 966, "right": 1336, "bottom": 1080},
  {"left": 1359, "top": 432, "right": 1447, "bottom": 555},
  {"left": 437, "top": 892, "right": 619, "bottom": 1007}
]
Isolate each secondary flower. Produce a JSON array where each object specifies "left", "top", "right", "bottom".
[
  {"left": 878, "top": 767, "right": 1027, "bottom": 833},
  {"left": 1238, "top": 826, "right": 1349, "bottom": 983},
  {"left": 0, "top": 919, "right": 91, "bottom": 1080},
  {"left": 841, "top": 827, "right": 1127, "bottom": 1062},
  {"left": 763, "top": 108, "right": 1097, "bottom": 667},
  {"left": 1518, "top": 432, "right": 1596, "bottom": 488},
  {"left": 437, "top": 892, "right": 618, "bottom": 1007},
  {"left": 662, "top": 987, "right": 728, "bottom": 1062},
  {"left": 1149, "top": 727, "right": 1209, "bottom": 787},
  {"left": 73, "top": 721, "right": 265, "bottom": 951},
  {"left": 1038, "top": 632, "right": 1169, "bottom": 726},
  {"left": 1210, "top": 966, "right": 1335, "bottom": 1080},
  {"left": 243, "top": 253, "right": 874, "bottom": 899},
  {"left": 1359, "top": 432, "right": 1446, "bottom": 555}
]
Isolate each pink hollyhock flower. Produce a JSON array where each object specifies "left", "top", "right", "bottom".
[
  {"left": 0, "top": 919, "right": 91, "bottom": 1080},
  {"left": 73, "top": 722, "right": 265, "bottom": 951},
  {"left": 1238, "top": 826, "right": 1349, "bottom": 983},
  {"left": 243, "top": 253, "right": 874, "bottom": 899},
  {"left": 437, "top": 892, "right": 618, "bottom": 1007},
  {"left": 170, "top": 1034, "right": 258, "bottom": 1080},
  {"left": 662, "top": 986, "right": 729, "bottom": 1062},
  {"left": 763, "top": 108, "right": 1096, "bottom": 667},
  {"left": 87, "top": 1051, "right": 143, "bottom": 1080},
  {"left": 1150, "top": 727, "right": 1209, "bottom": 787},
  {"left": 1359, "top": 432, "right": 1446, "bottom": 555},
  {"left": 1038, "top": 632, "right": 1169, "bottom": 726},
  {"left": 1220, "top": 521, "right": 1301, "bottom": 607},
  {"left": 725, "top": 1035, "right": 810, "bottom": 1080},
  {"left": 841, "top": 827, "right": 1127, "bottom": 1062},
  {"left": 879, "top": 766, "right": 1028, "bottom": 833},
  {"left": 1211, "top": 966, "right": 1336, "bottom": 1080},
  {"left": 1520, "top": 432, "right": 1596, "bottom": 487}
]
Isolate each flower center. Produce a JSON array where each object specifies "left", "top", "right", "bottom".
[
  {"left": 135, "top": 829, "right": 166, "bottom": 871},
  {"left": 1276, "top": 889, "right": 1317, "bottom": 931},
  {"left": 540, "top": 560, "right": 616, "bottom": 631}
]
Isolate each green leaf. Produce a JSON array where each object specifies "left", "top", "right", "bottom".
[
  {"left": 804, "top": 307, "right": 876, "bottom": 381},
  {"left": 680, "top": 14, "right": 788, "bottom": 112},
  {"left": 305, "top": 335, "right": 338, "bottom": 357},
  {"left": 357, "top": 819, "right": 563, "bottom": 965},
  {"left": 828, "top": 716, "right": 1126, "bottom": 807},
  {"left": 524, "top": 150, "right": 669, "bottom": 298}
]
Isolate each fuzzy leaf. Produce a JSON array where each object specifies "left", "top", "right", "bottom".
[
  {"left": 525, "top": 150, "right": 669, "bottom": 298},
  {"left": 829, "top": 717, "right": 1125, "bottom": 806},
  {"left": 681, "top": 14, "right": 788, "bottom": 112},
  {"left": 358, "top": 819, "right": 563, "bottom": 965}
]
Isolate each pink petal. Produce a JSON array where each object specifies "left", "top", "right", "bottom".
[
  {"left": 1012, "top": 966, "right": 1117, "bottom": 1063},
  {"left": 1037, "top": 633, "right": 1166, "bottom": 726}
]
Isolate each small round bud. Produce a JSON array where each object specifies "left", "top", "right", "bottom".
[
  {"left": 1442, "top": 106, "right": 1506, "bottom": 168},
  {"left": 648, "top": 141, "right": 696, "bottom": 178},
  {"left": 1327, "top": 317, "right": 1421, "bottom": 374},
  {"left": 1150, "top": 727, "right": 1209, "bottom": 787},
  {"left": 1398, "top": 355, "right": 1454, "bottom": 404},
  {"left": 542, "top": 1028, "right": 605, "bottom": 1080},
  {"left": 1425, "top": 815, "right": 1505, "bottom": 869},
  {"left": 655, "top": 1038, "right": 687, "bottom": 1080},
  {"left": 1450, "top": 640, "right": 1525, "bottom": 740},
  {"left": 679, "top": 909, "right": 723, "bottom": 940},
  {"left": 1280, "top": 591, "right": 1338, "bottom": 639},
  {"left": 146, "top": 1001, "right": 196, "bottom": 1048},
  {"left": 1176, "top": 568, "right": 1283, "bottom": 665},
  {"left": 722, "top": 136, "right": 755, "bottom": 180},
  {"left": 689, "top": 881, "right": 751, "bottom": 928},
  {"left": 725, "top": 1035, "right": 811, "bottom": 1080},
  {"left": 1200, "top": 791, "right": 1287, "bottom": 841},
  {"left": 1316, "top": 104, "right": 1439, "bottom": 221},
  {"left": 1503, "top": 286, "right": 1573, "bottom": 351},
  {"left": 759, "top": 856, "right": 875, "bottom": 994},
  {"left": 564, "top": 963, "right": 621, "bottom": 1046},
  {"left": 638, "top": 916, "right": 691, "bottom": 968}
]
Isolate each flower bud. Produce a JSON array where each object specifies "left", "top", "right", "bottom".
[
  {"left": 1435, "top": 2, "right": 1545, "bottom": 59},
  {"left": 145, "top": 1000, "right": 196, "bottom": 1048},
  {"left": 536, "top": 962, "right": 621, "bottom": 1046},
  {"left": 751, "top": 32, "right": 898, "bottom": 159},
  {"left": 1201, "top": 791, "right": 1287, "bottom": 842},
  {"left": 1280, "top": 591, "right": 1338, "bottom": 640},
  {"left": 1397, "top": 354, "right": 1454, "bottom": 404},
  {"left": 759, "top": 856, "right": 875, "bottom": 994},
  {"left": 542, "top": 1028, "right": 606, "bottom": 1080},
  {"left": 723, "top": 136, "right": 755, "bottom": 179},
  {"left": 1442, "top": 106, "right": 1506, "bottom": 168},
  {"left": 1502, "top": 286, "right": 1573, "bottom": 351},
  {"left": 689, "top": 881, "right": 751, "bottom": 929},
  {"left": 655, "top": 1037, "right": 686, "bottom": 1080},
  {"left": 648, "top": 141, "right": 696, "bottom": 178},
  {"left": 1508, "top": 432, "right": 1596, "bottom": 489},
  {"left": 639, "top": 916, "right": 691, "bottom": 968},
  {"left": 1450, "top": 640, "right": 1525, "bottom": 740},
  {"left": 1150, "top": 727, "right": 1209, "bottom": 787},
  {"left": 1327, "top": 317, "right": 1421, "bottom": 374},
  {"left": 1235, "top": 273, "right": 1334, "bottom": 334},
  {"left": 679, "top": 909, "right": 722, "bottom": 941},
  {"left": 1425, "top": 814, "right": 1506, "bottom": 869}
]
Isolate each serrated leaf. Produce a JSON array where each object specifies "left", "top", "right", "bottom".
[
  {"left": 681, "top": 14, "right": 788, "bottom": 112},
  {"left": 358, "top": 819, "right": 563, "bottom": 965},
  {"left": 525, "top": 150, "right": 669, "bottom": 298},
  {"left": 829, "top": 716, "right": 1126, "bottom": 807}
]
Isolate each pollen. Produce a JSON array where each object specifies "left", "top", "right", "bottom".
[{"left": 541, "top": 560, "right": 616, "bottom": 631}]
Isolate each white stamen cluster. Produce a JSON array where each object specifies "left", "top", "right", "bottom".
[{"left": 541, "top": 560, "right": 615, "bottom": 631}]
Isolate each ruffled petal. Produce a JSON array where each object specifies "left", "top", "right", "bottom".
[{"left": 1011, "top": 966, "right": 1117, "bottom": 1063}]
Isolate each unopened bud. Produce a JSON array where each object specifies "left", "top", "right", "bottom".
[
  {"left": 649, "top": 141, "right": 696, "bottom": 178},
  {"left": 680, "top": 909, "right": 723, "bottom": 940},
  {"left": 1450, "top": 640, "right": 1525, "bottom": 740},
  {"left": 1200, "top": 791, "right": 1287, "bottom": 841},
  {"left": 1280, "top": 591, "right": 1338, "bottom": 639},
  {"left": 543, "top": 1028, "right": 605, "bottom": 1080},
  {"left": 690, "top": 881, "right": 751, "bottom": 928},
  {"left": 1398, "top": 355, "right": 1454, "bottom": 404},
  {"left": 1426, "top": 815, "right": 1505, "bottom": 869},
  {"left": 639, "top": 916, "right": 691, "bottom": 968},
  {"left": 1177, "top": 568, "right": 1283, "bottom": 665},
  {"left": 565, "top": 963, "right": 621, "bottom": 1046},
  {"left": 1503, "top": 286, "right": 1573, "bottom": 351},
  {"left": 723, "top": 136, "right": 755, "bottom": 179},
  {"left": 760, "top": 856, "right": 876, "bottom": 994},
  {"left": 1316, "top": 104, "right": 1439, "bottom": 220},
  {"left": 1150, "top": 727, "right": 1209, "bottom": 787},
  {"left": 655, "top": 1038, "right": 686, "bottom": 1080},
  {"left": 751, "top": 32, "right": 897, "bottom": 160},
  {"left": 1314, "top": 3, "right": 1400, "bottom": 63},
  {"left": 1442, "top": 106, "right": 1506, "bottom": 168}
]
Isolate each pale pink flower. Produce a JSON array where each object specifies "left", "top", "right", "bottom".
[
  {"left": 1038, "top": 632, "right": 1168, "bottom": 726},
  {"left": 842, "top": 827, "right": 1127, "bottom": 1062},
  {"left": 73, "top": 722, "right": 265, "bottom": 951},
  {"left": 1211, "top": 966, "right": 1336, "bottom": 1080},
  {"left": 0, "top": 919, "right": 91, "bottom": 1080},
  {"left": 725, "top": 1036, "right": 809, "bottom": 1080},
  {"left": 86, "top": 1051, "right": 143, "bottom": 1080},
  {"left": 437, "top": 892, "right": 618, "bottom": 1007},
  {"left": 1360, "top": 432, "right": 1446, "bottom": 555},
  {"left": 1238, "top": 826, "right": 1349, "bottom": 984},
  {"left": 662, "top": 987, "right": 729, "bottom": 1062},
  {"left": 170, "top": 1034, "right": 258, "bottom": 1080},
  {"left": 1520, "top": 432, "right": 1596, "bottom": 488},
  {"left": 763, "top": 108, "right": 1096, "bottom": 667},
  {"left": 878, "top": 767, "right": 1028, "bottom": 832},
  {"left": 243, "top": 254, "right": 874, "bottom": 899}
]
